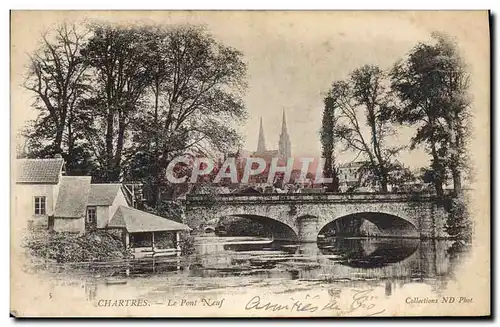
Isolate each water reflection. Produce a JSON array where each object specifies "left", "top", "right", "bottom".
[
  {"left": 85, "top": 281, "right": 97, "bottom": 301},
  {"left": 317, "top": 238, "right": 420, "bottom": 268},
  {"left": 106, "top": 237, "right": 461, "bottom": 282},
  {"left": 43, "top": 236, "right": 469, "bottom": 303}
]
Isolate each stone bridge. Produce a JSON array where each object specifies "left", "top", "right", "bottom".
[{"left": 184, "top": 193, "right": 450, "bottom": 242}]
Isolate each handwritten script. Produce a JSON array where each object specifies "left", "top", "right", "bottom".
[
  {"left": 346, "top": 289, "right": 386, "bottom": 316},
  {"left": 244, "top": 288, "right": 386, "bottom": 316}
]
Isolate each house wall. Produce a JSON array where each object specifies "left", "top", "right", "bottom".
[
  {"left": 14, "top": 183, "right": 59, "bottom": 230},
  {"left": 96, "top": 206, "right": 110, "bottom": 229},
  {"left": 54, "top": 216, "right": 85, "bottom": 233},
  {"left": 95, "top": 188, "right": 129, "bottom": 229},
  {"left": 110, "top": 189, "right": 129, "bottom": 217},
  {"left": 52, "top": 174, "right": 61, "bottom": 211},
  {"left": 338, "top": 166, "right": 361, "bottom": 184}
]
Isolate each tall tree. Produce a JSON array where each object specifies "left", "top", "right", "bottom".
[
  {"left": 432, "top": 33, "right": 471, "bottom": 193},
  {"left": 82, "top": 24, "right": 154, "bottom": 181},
  {"left": 22, "top": 22, "right": 247, "bottom": 192},
  {"left": 23, "top": 23, "right": 91, "bottom": 171},
  {"left": 320, "top": 96, "right": 339, "bottom": 192},
  {"left": 325, "top": 65, "right": 398, "bottom": 193},
  {"left": 124, "top": 25, "right": 247, "bottom": 206},
  {"left": 390, "top": 33, "right": 470, "bottom": 195}
]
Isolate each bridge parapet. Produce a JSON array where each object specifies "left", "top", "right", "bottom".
[
  {"left": 186, "top": 192, "right": 440, "bottom": 205},
  {"left": 184, "top": 191, "right": 452, "bottom": 241}
]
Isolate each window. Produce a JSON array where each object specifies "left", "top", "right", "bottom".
[
  {"left": 34, "top": 196, "right": 46, "bottom": 215},
  {"left": 86, "top": 206, "right": 97, "bottom": 223}
]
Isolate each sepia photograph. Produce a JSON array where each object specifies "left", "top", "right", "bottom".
[{"left": 9, "top": 10, "right": 490, "bottom": 317}]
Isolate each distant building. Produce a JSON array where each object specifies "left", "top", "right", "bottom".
[
  {"left": 338, "top": 161, "right": 368, "bottom": 191},
  {"left": 250, "top": 110, "right": 292, "bottom": 185},
  {"left": 253, "top": 109, "right": 292, "bottom": 161},
  {"left": 338, "top": 160, "right": 424, "bottom": 193},
  {"left": 278, "top": 110, "right": 292, "bottom": 161}
]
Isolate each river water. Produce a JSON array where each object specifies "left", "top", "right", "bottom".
[{"left": 37, "top": 235, "right": 469, "bottom": 310}]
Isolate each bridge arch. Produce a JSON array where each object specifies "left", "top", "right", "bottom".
[
  {"left": 218, "top": 214, "right": 298, "bottom": 241},
  {"left": 318, "top": 212, "right": 419, "bottom": 239},
  {"left": 203, "top": 226, "right": 216, "bottom": 233}
]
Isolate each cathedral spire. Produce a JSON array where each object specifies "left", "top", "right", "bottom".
[
  {"left": 281, "top": 109, "right": 288, "bottom": 134},
  {"left": 279, "top": 109, "right": 291, "bottom": 160},
  {"left": 257, "top": 117, "right": 267, "bottom": 153}
]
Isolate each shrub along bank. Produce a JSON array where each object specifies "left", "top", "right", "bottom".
[{"left": 23, "top": 230, "right": 130, "bottom": 263}]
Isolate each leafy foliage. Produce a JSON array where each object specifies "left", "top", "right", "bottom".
[
  {"left": 22, "top": 22, "right": 248, "bottom": 200},
  {"left": 389, "top": 33, "right": 471, "bottom": 195},
  {"left": 23, "top": 230, "right": 129, "bottom": 263},
  {"left": 179, "top": 233, "right": 196, "bottom": 256},
  {"left": 444, "top": 196, "right": 472, "bottom": 241},
  {"left": 124, "top": 25, "right": 247, "bottom": 204},
  {"left": 218, "top": 217, "right": 271, "bottom": 238},
  {"left": 320, "top": 94, "right": 339, "bottom": 192},
  {"left": 324, "top": 65, "right": 401, "bottom": 192},
  {"left": 22, "top": 23, "right": 94, "bottom": 174},
  {"left": 80, "top": 23, "right": 154, "bottom": 182}
]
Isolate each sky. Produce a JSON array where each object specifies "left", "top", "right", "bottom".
[{"left": 10, "top": 11, "right": 490, "bottom": 171}]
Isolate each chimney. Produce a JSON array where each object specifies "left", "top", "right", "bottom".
[{"left": 53, "top": 153, "right": 66, "bottom": 175}]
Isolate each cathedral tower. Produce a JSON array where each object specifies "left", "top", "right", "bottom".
[
  {"left": 278, "top": 110, "right": 291, "bottom": 160},
  {"left": 256, "top": 117, "right": 267, "bottom": 154}
]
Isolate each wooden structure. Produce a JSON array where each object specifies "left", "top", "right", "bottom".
[{"left": 107, "top": 205, "right": 191, "bottom": 258}]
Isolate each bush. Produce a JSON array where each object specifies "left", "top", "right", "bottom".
[
  {"left": 154, "top": 201, "right": 185, "bottom": 223},
  {"left": 445, "top": 196, "right": 472, "bottom": 241},
  {"left": 179, "top": 232, "right": 196, "bottom": 256},
  {"left": 219, "top": 217, "right": 271, "bottom": 237},
  {"left": 23, "top": 230, "right": 130, "bottom": 263}
]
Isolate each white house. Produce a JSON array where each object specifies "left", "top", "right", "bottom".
[{"left": 13, "top": 157, "right": 65, "bottom": 230}]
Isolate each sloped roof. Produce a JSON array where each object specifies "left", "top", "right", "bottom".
[
  {"left": 15, "top": 158, "right": 64, "bottom": 184},
  {"left": 88, "top": 184, "right": 122, "bottom": 206},
  {"left": 54, "top": 176, "right": 92, "bottom": 218},
  {"left": 108, "top": 205, "right": 190, "bottom": 233},
  {"left": 251, "top": 150, "right": 279, "bottom": 158}
]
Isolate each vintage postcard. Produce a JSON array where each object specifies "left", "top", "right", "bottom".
[{"left": 10, "top": 10, "right": 490, "bottom": 317}]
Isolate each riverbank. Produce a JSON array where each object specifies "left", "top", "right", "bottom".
[{"left": 23, "top": 230, "right": 130, "bottom": 264}]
